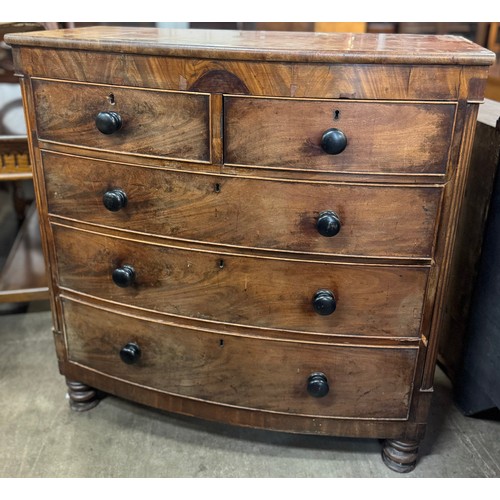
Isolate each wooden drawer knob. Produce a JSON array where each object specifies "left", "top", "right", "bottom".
[
  {"left": 95, "top": 111, "right": 122, "bottom": 134},
  {"left": 317, "top": 211, "right": 341, "bottom": 237},
  {"left": 307, "top": 372, "right": 329, "bottom": 398},
  {"left": 120, "top": 342, "right": 141, "bottom": 365},
  {"left": 103, "top": 189, "right": 128, "bottom": 212},
  {"left": 112, "top": 265, "right": 136, "bottom": 288},
  {"left": 313, "top": 289, "right": 336, "bottom": 315},
  {"left": 320, "top": 128, "right": 347, "bottom": 155}
]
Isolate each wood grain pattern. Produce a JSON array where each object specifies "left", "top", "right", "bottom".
[
  {"left": 42, "top": 151, "right": 442, "bottom": 259},
  {"left": 32, "top": 79, "right": 211, "bottom": 162},
  {"left": 6, "top": 27, "right": 495, "bottom": 65},
  {"left": 53, "top": 223, "right": 429, "bottom": 338},
  {"left": 10, "top": 47, "right": 472, "bottom": 101},
  {"left": 63, "top": 299, "right": 418, "bottom": 419},
  {"left": 224, "top": 97, "right": 456, "bottom": 174}
]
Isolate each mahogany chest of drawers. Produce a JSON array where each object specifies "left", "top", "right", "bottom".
[{"left": 6, "top": 27, "right": 495, "bottom": 472}]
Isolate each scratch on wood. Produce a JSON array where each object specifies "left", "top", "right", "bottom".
[{"left": 407, "top": 66, "right": 413, "bottom": 95}]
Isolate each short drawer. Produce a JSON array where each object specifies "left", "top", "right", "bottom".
[
  {"left": 224, "top": 96, "right": 456, "bottom": 175},
  {"left": 32, "top": 79, "right": 210, "bottom": 162},
  {"left": 53, "top": 224, "right": 429, "bottom": 337},
  {"left": 63, "top": 299, "right": 418, "bottom": 419},
  {"left": 43, "top": 151, "right": 442, "bottom": 259}
]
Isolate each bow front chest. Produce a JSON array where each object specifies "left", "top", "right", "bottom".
[{"left": 6, "top": 27, "right": 495, "bottom": 472}]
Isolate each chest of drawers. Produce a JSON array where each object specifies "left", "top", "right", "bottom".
[{"left": 6, "top": 27, "right": 495, "bottom": 473}]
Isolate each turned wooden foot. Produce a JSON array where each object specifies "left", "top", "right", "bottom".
[
  {"left": 66, "top": 379, "right": 101, "bottom": 412},
  {"left": 381, "top": 439, "right": 419, "bottom": 473}
]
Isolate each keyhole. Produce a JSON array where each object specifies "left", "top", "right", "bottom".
[
  {"left": 334, "top": 109, "right": 340, "bottom": 120},
  {"left": 219, "top": 339, "right": 224, "bottom": 347},
  {"left": 107, "top": 93, "right": 116, "bottom": 105},
  {"left": 218, "top": 259, "right": 225, "bottom": 269},
  {"left": 214, "top": 183, "right": 221, "bottom": 193}
]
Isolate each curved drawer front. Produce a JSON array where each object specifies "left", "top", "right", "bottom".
[
  {"left": 53, "top": 225, "right": 428, "bottom": 337},
  {"left": 224, "top": 96, "right": 456, "bottom": 175},
  {"left": 43, "top": 152, "right": 441, "bottom": 259},
  {"left": 63, "top": 299, "right": 418, "bottom": 419},
  {"left": 32, "top": 79, "right": 210, "bottom": 161}
]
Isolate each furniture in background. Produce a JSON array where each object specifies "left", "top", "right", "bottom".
[
  {"left": 438, "top": 99, "right": 500, "bottom": 415},
  {"left": 0, "top": 23, "right": 50, "bottom": 305},
  {"left": 487, "top": 23, "right": 500, "bottom": 52},
  {"left": 0, "top": 23, "right": 73, "bottom": 306},
  {"left": 0, "top": 138, "right": 47, "bottom": 304}
]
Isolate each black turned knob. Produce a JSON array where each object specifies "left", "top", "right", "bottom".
[
  {"left": 103, "top": 189, "right": 128, "bottom": 212},
  {"left": 307, "top": 372, "right": 329, "bottom": 398},
  {"left": 317, "top": 211, "right": 341, "bottom": 237},
  {"left": 120, "top": 342, "right": 141, "bottom": 365},
  {"left": 95, "top": 111, "right": 122, "bottom": 134},
  {"left": 112, "top": 265, "right": 136, "bottom": 288},
  {"left": 320, "top": 128, "right": 347, "bottom": 155},
  {"left": 312, "top": 289, "right": 336, "bottom": 315}
]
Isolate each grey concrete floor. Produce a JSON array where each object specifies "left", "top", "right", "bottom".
[{"left": 1, "top": 304, "right": 499, "bottom": 478}]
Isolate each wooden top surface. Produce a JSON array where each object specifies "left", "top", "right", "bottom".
[{"left": 5, "top": 26, "right": 496, "bottom": 65}]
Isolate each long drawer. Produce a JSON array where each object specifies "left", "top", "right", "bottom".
[
  {"left": 53, "top": 224, "right": 429, "bottom": 337},
  {"left": 224, "top": 96, "right": 456, "bottom": 175},
  {"left": 43, "top": 151, "right": 442, "bottom": 259},
  {"left": 32, "top": 79, "right": 211, "bottom": 162},
  {"left": 62, "top": 299, "right": 418, "bottom": 419}
]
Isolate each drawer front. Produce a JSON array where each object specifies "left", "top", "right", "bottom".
[
  {"left": 224, "top": 97, "right": 456, "bottom": 174},
  {"left": 63, "top": 299, "right": 418, "bottom": 419},
  {"left": 43, "top": 152, "right": 441, "bottom": 258},
  {"left": 32, "top": 79, "right": 210, "bottom": 162},
  {"left": 53, "top": 225, "right": 429, "bottom": 337}
]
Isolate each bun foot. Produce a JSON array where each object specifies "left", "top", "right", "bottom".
[
  {"left": 381, "top": 439, "right": 419, "bottom": 473},
  {"left": 66, "top": 379, "right": 101, "bottom": 412}
]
